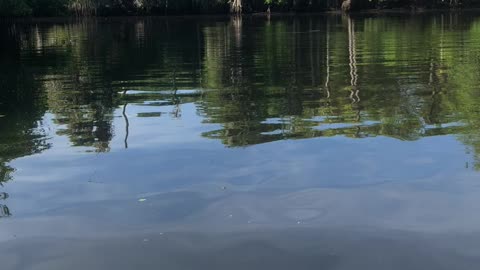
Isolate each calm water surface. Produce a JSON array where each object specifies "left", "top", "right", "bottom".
[{"left": 2, "top": 13, "right": 480, "bottom": 269}]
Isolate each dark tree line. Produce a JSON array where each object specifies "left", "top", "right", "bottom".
[{"left": 1, "top": 0, "right": 480, "bottom": 16}]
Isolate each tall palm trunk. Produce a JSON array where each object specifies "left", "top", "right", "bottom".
[
  {"left": 230, "top": 0, "right": 242, "bottom": 14},
  {"left": 69, "top": 0, "right": 96, "bottom": 16},
  {"left": 341, "top": 0, "right": 352, "bottom": 12},
  {"left": 342, "top": 0, "right": 366, "bottom": 12}
]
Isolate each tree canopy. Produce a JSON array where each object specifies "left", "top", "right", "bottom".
[{"left": 2, "top": 0, "right": 480, "bottom": 16}]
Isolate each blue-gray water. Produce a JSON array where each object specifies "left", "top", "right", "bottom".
[{"left": 2, "top": 13, "right": 480, "bottom": 269}]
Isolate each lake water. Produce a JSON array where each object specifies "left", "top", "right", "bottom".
[{"left": 2, "top": 13, "right": 480, "bottom": 269}]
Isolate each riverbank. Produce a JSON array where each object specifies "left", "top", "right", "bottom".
[
  {"left": 1, "top": 0, "right": 480, "bottom": 18},
  {"left": 3, "top": 8, "right": 480, "bottom": 23}
]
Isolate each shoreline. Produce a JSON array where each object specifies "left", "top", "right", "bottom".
[{"left": 2, "top": 8, "right": 480, "bottom": 22}]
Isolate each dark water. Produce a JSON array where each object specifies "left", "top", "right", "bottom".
[{"left": 2, "top": 13, "right": 480, "bottom": 269}]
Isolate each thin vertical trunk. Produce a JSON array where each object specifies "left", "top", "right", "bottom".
[
  {"left": 230, "top": 0, "right": 242, "bottom": 14},
  {"left": 342, "top": 0, "right": 352, "bottom": 12},
  {"left": 172, "top": 69, "right": 181, "bottom": 118},
  {"left": 197, "top": 23, "right": 202, "bottom": 87},
  {"left": 230, "top": 16, "right": 243, "bottom": 87},
  {"left": 348, "top": 16, "right": 359, "bottom": 103},
  {"left": 122, "top": 90, "right": 129, "bottom": 149},
  {"left": 325, "top": 20, "right": 331, "bottom": 98},
  {"left": 309, "top": 19, "right": 315, "bottom": 86}
]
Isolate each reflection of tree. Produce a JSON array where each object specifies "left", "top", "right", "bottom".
[
  {"left": 46, "top": 79, "right": 115, "bottom": 152},
  {"left": 0, "top": 192, "right": 10, "bottom": 218},
  {"left": 5, "top": 15, "right": 480, "bottom": 168},
  {"left": 325, "top": 19, "right": 331, "bottom": 99},
  {"left": 0, "top": 26, "right": 49, "bottom": 219},
  {"left": 347, "top": 16, "right": 359, "bottom": 104},
  {"left": 0, "top": 204, "right": 11, "bottom": 218},
  {"left": 200, "top": 16, "right": 369, "bottom": 146},
  {"left": 197, "top": 14, "right": 480, "bottom": 168},
  {"left": 0, "top": 24, "right": 50, "bottom": 184},
  {"left": 8, "top": 18, "right": 208, "bottom": 153}
]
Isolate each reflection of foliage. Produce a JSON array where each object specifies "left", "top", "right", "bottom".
[
  {"left": 4, "top": 14, "right": 480, "bottom": 169},
  {"left": 0, "top": 204, "right": 11, "bottom": 218},
  {"left": 0, "top": 192, "right": 10, "bottom": 217},
  {"left": 22, "top": 23, "right": 117, "bottom": 153},
  {"left": 46, "top": 80, "right": 114, "bottom": 153},
  {"left": 8, "top": 19, "right": 205, "bottom": 153},
  {"left": 0, "top": 165, "right": 14, "bottom": 185},
  {"left": 0, "top": 25, "right": 50, "bottom": 184},
  {"left": 196, "top": 14, "right": 480, "bottom": 170}
]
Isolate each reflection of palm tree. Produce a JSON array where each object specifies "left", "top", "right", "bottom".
[
  {"left": 230, "top": 16, "right": 243, "bottom": 90},
  {"left": 323, "top": 21, "right": 335, "bottom": 122},
  {"left": 347, "top": 16, "right": 362, "bottom": 129},
  {"left": 325, "top": 20, "right": 331, "bottom": 99},
  {"left": 348, "top": 16, "right": 359, "bottom": 104}
]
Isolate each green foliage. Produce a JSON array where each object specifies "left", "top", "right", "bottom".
[
  {"left": 0, "top": 0, "right": 32, "bottom": 16},
  {"left": 29, "top": 0, "right": 69, "bottom": 16},
  {"left": 2, "top": 0, "right": 480, "bottom": 16}
]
